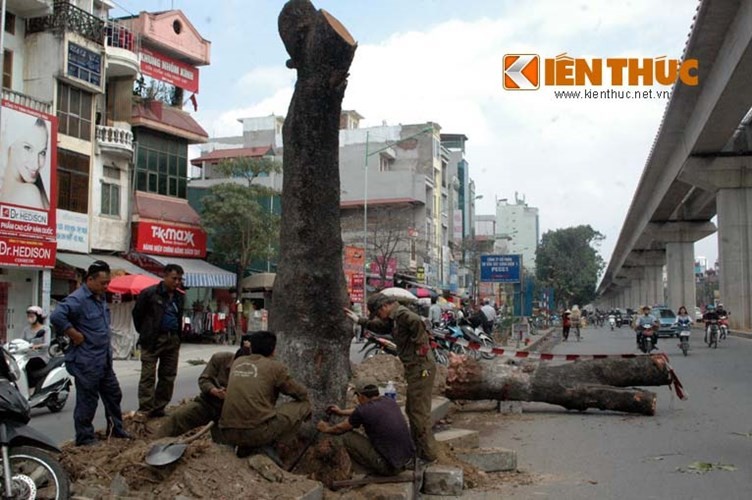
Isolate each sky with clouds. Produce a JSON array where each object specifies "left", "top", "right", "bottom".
[{"left": 111, "top": 0, "right": 717, "bottom": 268}]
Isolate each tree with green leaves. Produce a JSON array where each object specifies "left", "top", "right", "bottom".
[
  {"left": 535, "top": 225, "right": 605, "bottom": 308},
  {"left": 199, "top": 156, "right": 281, "bottom": 293}
]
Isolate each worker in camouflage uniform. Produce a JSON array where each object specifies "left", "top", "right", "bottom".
[{"left": 346, "top": 293, "right": 438, "bottom": 463}]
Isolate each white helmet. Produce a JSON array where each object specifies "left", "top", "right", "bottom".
[{"left": 26, "top": 305, "right": 48, "bottom": 322}]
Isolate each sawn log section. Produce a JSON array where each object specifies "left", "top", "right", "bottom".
[{"left": 446, "top": 354, "right": 675, "bottom": 415}]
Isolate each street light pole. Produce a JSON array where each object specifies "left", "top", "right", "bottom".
[{"left": 362, "top": 126, "right": 433, "bottom": 307}]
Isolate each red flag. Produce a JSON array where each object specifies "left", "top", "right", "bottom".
[{"left": 189, "top": 93, "right": 198, "bottom": 112}]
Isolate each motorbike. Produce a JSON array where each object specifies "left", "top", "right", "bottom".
[
  {"left": 637, "top": 325, "right": 656, "bottom": 353},
  {"left": 0, "top": 342, "right": 71, "bottom": 499},
  {"left": 706, "top": 319, "right": 719, "bottom": 349},
  {"left": 4, "top": 339, "right": 71, "bottom": 414},
  {"left": 718, "top": 315, "right": 729, "bottom": 341},
  {"left": 678, "top": 323, "right": 691, "bottom": 356},
  {"left": 359, "top": 332, "right": 398, "bottom": 361},
  {"left": 608, "top": 315, "right": 616, "bottom": 331}
]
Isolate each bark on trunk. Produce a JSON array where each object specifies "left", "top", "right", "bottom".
[
  {"left": 270, "top": 0, "right": 357, "bottom": 420},
  {"left": 446, "top": 354, "right": 675, "bottom": 415}
]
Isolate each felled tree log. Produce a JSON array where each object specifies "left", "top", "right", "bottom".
[
  {"left": 446, "top": 354, "right": 675, "bottom": 415},
  {"left": 271, "top": 0, "right": 357, "bottom": 420}
]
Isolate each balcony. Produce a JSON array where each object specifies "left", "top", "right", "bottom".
[
  {"left": 96, "top": 125, "right": 134, "bottom": 158},
  {"left": 6, "top": 0, "right": 52, "bottom": 18},
  {"left": 1, "top": 89, "right": 52, "bottom": 115},
  {"left": 27, "top": 0, "right": 105, "bottom": 46},
  {"left": 105, "top": 22, "right": 140, "bottom": 78}
]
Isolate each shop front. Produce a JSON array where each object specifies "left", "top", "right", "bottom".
[{"left": 127, "top": 191, "right": 236, "bottom": 341}]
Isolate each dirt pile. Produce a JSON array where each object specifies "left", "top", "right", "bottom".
[{"left": 352, "top": 353, "right": 448, "bottom": 399}]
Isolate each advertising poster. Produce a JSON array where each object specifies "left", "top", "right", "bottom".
[{"left": 0, "top": 100, "right": 58, "bottom": 268}]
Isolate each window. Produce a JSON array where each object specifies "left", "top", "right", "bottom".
[
  {"left": 57, "top": 83, "right": 93, "bottom": 141},
  {"left": 2, "top": 50, "right": 11, "bottom": 89},
  {"left": 134, "top": 131, "right": 188, "bottom": 198},
  {"left": 379, "top": 154, "right": 392, "bottom": 172},
  {"left": 101, "top": 182, "right": 120, "bottom": 216},
  {"left": 4, "top": 13, "right": 15, "bottom": 35},
  {"left": 58, "top": 149, "right": 90, "bottom": 213}
]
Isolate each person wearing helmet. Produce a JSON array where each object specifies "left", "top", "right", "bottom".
[
  {"left": 702, "top": 304, "right": 719, "bottom": 344},
  {"left": 23, "top": 305, "right": 51, "bottom": 352}
]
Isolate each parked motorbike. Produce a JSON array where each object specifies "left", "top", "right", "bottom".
[
  {"left": 359, "top": 332, "right": 398, "bottom": 361},
  {"left": 638, "top": 325, "right": 656, "bottom": 353},
  {"left": 4, "top": 339, "right": 71, "bottom": 414},
  {"left": 0, "top": 343, "right": 71, "bottom": 499},
  {"left": 718, "top": 315, "right": 729, "bottom": 341},
  {"left": 678, "top": 325, "right": 691, "bottom": 356}
]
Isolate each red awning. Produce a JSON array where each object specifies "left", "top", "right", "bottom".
[
  {"left": 191, "top": 146, "right": 274, "bottom": 166},
  {"left": 133, "top": 191, "right": 201, "bottom": 225},
  {"left": 132, "top": 101, "right": 208, "bottom": 143}
]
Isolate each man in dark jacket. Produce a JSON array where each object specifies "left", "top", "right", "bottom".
[
  {"left": 50, "top": 260, "right": 129, "bottom": 446},
  {"left": 347, "top": 293, "right": 438, "bottom": 463},
  {"left": 133, "top": 264, "right": 185, "bottom": 418}
]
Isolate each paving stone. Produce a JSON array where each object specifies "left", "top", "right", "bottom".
[
  {"left": 421, "top": 465, "right": 463, "bottom": 496},
  {"left": 435, "top": 428, "right": 479, "bottom": 450},
  {"left": 455, "top": 447, "right": 517, "bottom": 472},
  {"left": 359, "top": 481, "right": 415, "bottom": 499},
  {"left": 296, "top": 482, "right": 324, "bottom": 500},
  {"left": 400, "top": 397, "right": 451, "bottom": 425},
  {"left": 495, "top": 400, "right": 523, "bottom": 414}
]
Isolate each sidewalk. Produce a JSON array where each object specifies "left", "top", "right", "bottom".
[{"left": 113, "top": 342, "right": 234, "bottom": 379}]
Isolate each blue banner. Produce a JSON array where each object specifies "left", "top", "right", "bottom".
[{"left": 480, "top": 254, "right": 521, "bottom": 283}]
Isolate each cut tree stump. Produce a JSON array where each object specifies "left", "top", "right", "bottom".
[{"left": 446, "top": 354, "right": 677, "bottom": 415}]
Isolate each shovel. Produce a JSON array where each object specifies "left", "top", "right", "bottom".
[{"left": 145, "top": 421, "right": 214, "bottom": 467}]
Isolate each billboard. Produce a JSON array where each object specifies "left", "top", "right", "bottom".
[
  {"left": 0, "top": 100, "right": 57, "bottom": 268},
  {"left": 133, "top": 221, "right": 207, "bottom": 258},
  {"left": 140, "top": 48, "right": 200, "bottom": 93},
  {"left": 480, "top": 254, "right": 522, "bottom": 283},
  {"left": 343, "top": 245, "right": 365, "bottom": 304}
]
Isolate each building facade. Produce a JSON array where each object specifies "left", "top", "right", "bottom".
[
  {"left": 0, "top": 1, "right": 231, "bottom": 342},
  {"left": 495, "top": 194, "right": 539, "bottom": 271}
]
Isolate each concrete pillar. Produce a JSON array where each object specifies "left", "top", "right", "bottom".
[
  {"left": 644, "top": 265, "right": 664, "bottom": 306},
  {"left": 666, "top": 242, "right": 696, "bottom": 312},
  {"left": 717, "top": 188, "right": 752, "bottom": 331}
]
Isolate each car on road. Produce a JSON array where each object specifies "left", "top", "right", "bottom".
[
  {"left": 695, "top": 306, "right": 703, "bottom": 323},
  {"left": 653, "top": 306, "right": 679, "bottom": 337}
]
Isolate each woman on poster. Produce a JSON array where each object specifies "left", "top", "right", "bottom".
[{"left": 0, "top": 117, "right": 50, "bottom": 210}]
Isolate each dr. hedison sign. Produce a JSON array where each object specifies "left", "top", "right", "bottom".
[{"left": 503, "top": 53, "right": 699, "bottom": 90}]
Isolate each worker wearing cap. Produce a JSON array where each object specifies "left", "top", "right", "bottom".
[
  {"left": 345, "top": 293, "right": 438, "bottom": 463},
  {"left": 317, "top": 377, "right": 415, "bottom": 475}
]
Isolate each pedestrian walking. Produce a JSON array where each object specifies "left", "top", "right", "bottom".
[
  {"left": 50, "top": 260, "right": 129, "bottom": 446},
  {"left": 346, "top": 293, "right": 438, "bottom": 463},
  {"left": 133, "top": 264, "right": 185, "bottom": 419},
  {"left": 317, "top": 377, "right": 415, "bottom": 476}
]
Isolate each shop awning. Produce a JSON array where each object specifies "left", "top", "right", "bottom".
[
  {"left": 56, "top": 252, "right": 160, "bottom": 279},
  {"left": 142, "top": 255, "right": 236, "bottom": 288}
]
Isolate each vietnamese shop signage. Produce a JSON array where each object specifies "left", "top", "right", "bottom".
[
  {"left": 133, "top": 221, "right": 206, "bottom": 258},
  {"left": 56, "top": 209, "right": 89, "bottom": 253},
  {"left": 0, "top": 100, "right": 58, "bottom": 268},
  {"left": 140, "top": 47, "right": 199, "bottom": 93},
  {"left": 480, "top": 254, "right": 522, "bottom": 283},
  {"left": 67, "top": 42, "right": 102, "bottom": 87}
]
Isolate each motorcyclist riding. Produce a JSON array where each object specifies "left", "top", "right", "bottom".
[
  {"left": 634, "top": 305, "right": 659, "bottom": 350},
  {"left": 702, "top": 304, "right": 720, "bottom": 344}
]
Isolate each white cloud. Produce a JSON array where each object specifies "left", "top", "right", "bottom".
[{"left": 204, "top": 0, "right": 702, "bottom": 264}]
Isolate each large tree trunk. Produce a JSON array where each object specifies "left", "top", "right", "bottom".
[
  {"left": 446, "top": 354, "right": 676, "bottom": 415},
  {"left": 270, "top": 0, "right": 357, "bottom": 420}
]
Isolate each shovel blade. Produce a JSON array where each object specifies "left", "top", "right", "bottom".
[{"left": 145, "top": 443, "right": 188, "bottom": 467}]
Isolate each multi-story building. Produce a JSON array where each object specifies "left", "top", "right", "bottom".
[
  {"left": 196, "top": 111, "right": 456, "bottom": 292},
  {"left": 0, "top": 1, "right": 231, "bottom": 342},
  {"left": 496, "top": 194, "right": 539, "bottom": 271}
]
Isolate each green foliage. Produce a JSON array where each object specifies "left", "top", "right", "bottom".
[
  {"left": 213, "top": 156, "right": 281, "bottom": 187},
  {"left": 200, "top": 157, "right": 281, "bottom": 290},
  {"left": 535, "top": 225, "right": 605, "bottom": 308}
]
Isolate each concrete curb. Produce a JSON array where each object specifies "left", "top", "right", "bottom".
[{"left": 520, "top": 327, "right": 555, "bottom": 352}]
